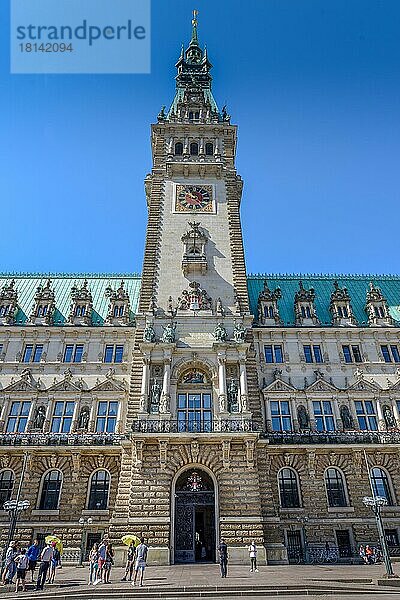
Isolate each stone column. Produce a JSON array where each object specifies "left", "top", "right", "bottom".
[
  {"left": 290, "top": 397, "right": 299, "bottom": 432},
  {"left": 392, "top": 398, "right": 400, "bottom": 428},
  {"left": 218, "top": 353, "right": 227, "bottom": 413},
  {"left": 239, "top": 360, "right": 248, "bottom": 412},
  {"left": 161, "top": 357, "right": 171, "bottom": 414},
  {"left": 0, "top": 396, "right": 10, "bottom": 430},
  {"left": 265, "top": 397, "right": 272, "bottom": 431},
  {"left": 306, "top": 397, "right": 316, "bottom": 432},
  {"left": 139, "top": 358, "right": 150, "bottom": 413},
  {"left": 331, "top": 396, "right": 342, "bottom": 431},
  {"left": 88, "top": 398, "right": 96, "bottom": 433},
  {"left": 348, "top": 398, "right": 360, "bottom": 430},
  {"left": 376, "top": 398, "right": 385, "bottom": 431},
  {"left": 71, "top": 400, "right": 80, "bottom": 432}
]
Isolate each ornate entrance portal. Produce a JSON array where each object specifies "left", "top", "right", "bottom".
[{"left": 174, "top": 469, "right": 216, "bottom": 563}]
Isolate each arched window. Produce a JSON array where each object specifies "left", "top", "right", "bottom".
[
  {"left": 0, "top": 470, "right": 14, "bottom": 506},
  {"left": 371, "top": 467, "right": 394, "bottom": 505},
  {"left": 278, "top": 468, "right": 300, "bottom": 508},
  {"left": 174, "top": 142, "right": 183, "bottom": 156},
  {"left": 119, "top": 306, "right": 124, "bottom": 316},
  {"left": 325, "top": 468, "right": 347, "bottom": 507},
  {"left": 190, "top": 142, "right": 199, "bottom": 156},
  {"left": 39, "top": 470, "right": 62, "bottom": 510},
  {"left": 205, "top": 142, "right": 213, "bottom": 156},
  {"left": 88, "top": 470, "right": 110, "bottom": 510}
]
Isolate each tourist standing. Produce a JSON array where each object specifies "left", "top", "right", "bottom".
[
  {"left": 26, "top": 540, "right": 40, "bottom": 583},
  {"left": 359, "top": 545, "right": 368, "bottom": 565},
  {"left": 132, "top": 538, "right": 148, "bottom": 587},
  {"left": 121, "top": 542, "right": 136, "bottom": 581},
  {"left": 365, "top": 545, "right": 374, "bottom": 565},
  {"left": 103, "top": 543, "right": 114, "bottom": 584},
  {"left": 88, "top": 543, "right": 99, "bottom": 585},
  {"left": 36, "top": 541, "right": 54, "bottom": 591},
  {"left": 47, "top": 543, "right": 60, "bottom": 584},
  {"left": 2, "top": 541, "right": 18, "bottom": 584},
  {"left": 97, "top": 539, "right": 107, "bottom": 582},
  {"left": 218, "top": 538, "right": 228, "bottom": 578},
  {"left": 14, "top": 548, "right": 29, "bottom": 593},
  {"left": 248, "top": 540, "right": 258, "bottom": 572}
]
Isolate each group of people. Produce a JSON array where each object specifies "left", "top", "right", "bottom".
[
  {"left": 359, "top": 544, "right": 383, "bottom": 565},
  {"left": 218, "top": 540, "right": 259, "bottom": 578},
  {"left": 1, "top": 538, "right": 61, "bottom": 592},
  {"left": 88, "top": 537, "right": 148, "bottom": 587}
]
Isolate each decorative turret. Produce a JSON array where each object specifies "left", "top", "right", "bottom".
[
  {"left": 294, "top": 281, "right": 320, "bottom": 326},
  {"left": 365, "top": 282, "right": 394, "bottom": 326},
  {"left": 257, "top": 281, "right": 282, "bottom": 326},
  {"left": 329, "top": 281, "right": 357, "bottom": 326},
  {"left": 0, "top": 279, "right": 18, "bottom": 325},
  {"left": 68, "top": 279, "right": 93, "bottom": 326},
  {"left": 105, "top": 280, "right": 131, "bottom": 325},
  {"left": 29, "top": 279, "right": 55, "bottom": 325}
]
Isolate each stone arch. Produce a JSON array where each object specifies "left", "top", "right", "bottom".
[{"left": 172, "top": 357, "right": 217, "bottom": 384}]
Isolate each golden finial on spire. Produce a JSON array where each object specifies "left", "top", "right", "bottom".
[{"left": 192, "top": 9, "right": 198, "bottom": 26}]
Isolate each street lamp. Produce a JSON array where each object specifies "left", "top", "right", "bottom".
[
  {"left": 362, "top": 496, "right": 397, "bottom": 578},
  {"left": 3, "top": 500, "right": 30, "bottom": 560},
  {"left": 78, "top": 517, "right": 93, "bottom": 566}
]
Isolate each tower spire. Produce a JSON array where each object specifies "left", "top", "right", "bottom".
[{"left": 190, "top": 9, "right": 199, "bottom": 46}]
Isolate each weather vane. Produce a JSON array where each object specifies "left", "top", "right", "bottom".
[{"left": 192, "top": 9, "right": 199, "bottom": 26}]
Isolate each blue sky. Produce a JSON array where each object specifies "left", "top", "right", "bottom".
[{"left": 1, "top": 0, "right": 399, "bottom": 275}]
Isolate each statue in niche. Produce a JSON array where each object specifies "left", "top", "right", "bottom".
[
  {"left": 78, "top": 406, "right": 90, "bottom": 430},
  {"left": 143, "top": 323, "right": 156, "bottom": 343},
  {"left": 297, "top": 405, "right": 309, "bottom": 430},
  {"left": 383, "top": 405, "right": 396, "bottom": 429},
  {"left": 216, "top": 298, "right": 224, "bottom": 316},
  {"left": 160, "top": 394, "right": 169, "bottom": 414},
  {"left": 161, "top": 322, "right": 176, "bottom": 343},
  {"left": 233, "top": 323, "right": 246, "bottom": 343},
  {"left": 340, "top": 405, "right": 354, "bottom": 430},
  {"left": 150, "top": 379, "right": 162, "bottom": 410},
  {"left": 213, "top": 322, "right": 227, "bottom": 342},
  {"left": 227, "top": 379, "right": 239, "bottom": 412},
  {"left": 32, "top": 405, "right": 46, "bottom": 430}
]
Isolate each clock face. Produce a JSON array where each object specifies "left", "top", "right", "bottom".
[{"left": 175, "top": 185, "right": 213, "bottom": 212}]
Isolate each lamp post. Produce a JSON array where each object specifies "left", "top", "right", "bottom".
[
  {"left": 78, "top": 517, "right": 93, "bottom": 566},
  {"left": 362, "top": 496, "right": 396, "bottom": 578},
  {"left": 3, "top": 500, "right": 30, "bottom": 560}
]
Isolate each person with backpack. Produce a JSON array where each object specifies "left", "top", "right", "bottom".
[
  {"left": 14, "top": 549, "right": 29, "bottom": 593},
  {"left": 132, "top": 538, "right": 148, "bottom": 587},
  {"left": 47, "top": 543, "right": 60, "bottom": 584},
  {"left": 218, "top": 538, "right": 228, "bottom": 578},
  {"left": 121, "top": 542, "right": 136, "bottom": 582}
]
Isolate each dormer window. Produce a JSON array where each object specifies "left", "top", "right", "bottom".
[
  {"left": 257, "top": 281, "right": 282, "bottom": 326},
  {"left": 105, "top": 280, "right": 131, "bottom": 325},
  {"left": 329, "top": 281, "right": 357, "bottom": 326},
  {"left": 205, "top": 142, "right": 213, "bottom": 156},
  {"left": 189, "top": 111, "right": 200, "bottom": 122},
  {"left": 68, "top": 279, "right": 92, "bottom": 326},
  {"left": 190, "top": 142, "right": 199, "bottom": 155},
  {"left": 294, "top": 281, "right": 320, "bottom": 326},
  {"left": 29, "top": 279, "right": 55, "bottom": 326},
  {"left": 0, "top": 279, "right": 18, "bottom": 325},
  {"left": 365, "top": 282, "right": 393, "bottom": 326},
  {"left": 175, "top": 142, "right": 183, "bottom": 156}
]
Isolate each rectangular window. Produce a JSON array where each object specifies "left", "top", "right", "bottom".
[
  {"left": 6, "top": 401, "right": 31, "bottom": 433},
  {"left": 304, "top": 345, "right": 323, "bottom": 363},
  {"left": 177, "top": 393, "right": 212, "bottom": 433},
  {"left": 313, "top": 400, "right": 335, "bottom": 432},
  {"left": 391, "top": 345, "right": 400, "bottom": 363},
  {"left": 51, "top": 401, "right": 75, "bottom": 433},
  {"left": 381, "top": 345, "right": 400, "bottom": 363},
  {"left": 96, "top": 401, "right": 118, "bottom": 433},
  {"left": 270, "top": 400, "right": 292, "bottom": 432},
  {"left": 381, "top": 345, "right": 391, "bottom": 363},
  {"left": 342, "top": 345, "right": 362, "bottom": 363},
  {"left": 23, "top": 345, "right": 33, "bottom": 363},
  {"left": 33, "top": 345, "right": 43, "bottom": 362},
  {"left": 63, "top": 344, "right": 84, "bottom": 363},
  {"left": 114, "top": 345, "right": 124, "bottom": 363},
  {"left": 23, "top": 344, "right": 43, "bottom": 363},
  {"left": 264, "top": 345, "right": 283, "bottom": 363},
  {"left": 104, "top": 344, "right": 124, "bottom": 363},
  {"left": 355, "top": 400, "right": 378, "bottom": 431}
]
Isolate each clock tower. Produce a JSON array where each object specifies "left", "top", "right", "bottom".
[{"left": 111, "top": 12, "right": 265, "bottom": 566}]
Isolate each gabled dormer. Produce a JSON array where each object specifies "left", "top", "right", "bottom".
[
  {"left": 28, "top": 279, "right": 55, "bottom": 325},
  {"left": 294, "top": 281, "right": 320, "bottom": 326},
  {"left": 68, "top": 279, "right": 93, "bottom": 326},
  {"left": 105, "top": 280, "right": 131, "bottom": 325},
  {"left": 257, "top": 281, "right": 282, "bottom": 326},
  {"left": 0, "top": 279, "right": 18, "bottom": 325},
  {"left": 329, "top": 281, "right": 357, "bottom": 326},
  {"left": 365, "top": 282, "right": 394, "bottom": 326},
  {"left": 181, "top": 221, "right": 208, "bottom": 275}
]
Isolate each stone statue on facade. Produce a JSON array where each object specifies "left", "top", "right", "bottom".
[
  {"left": 227, "top": 379, "right": 239, "bottom": 412},
  {"left": 340, "top": 405, "right": 353, "bottom": 430},
  {"left": 216, "top": 298, "right": 224, "bottom": 316},
  {"left": 297, "top": 405, "right": 309, "bottom": 430},
  {"left": 143, "top": 323, "right": 156, "bottom": 343},
  {"left": 213, "top": 322, "right": 227, "bottom": 342},
  {"left": 161, "top": 322, "right": 176, "bottom": 343},
  {"left": 33, "top": 405, "right": 46, "bottom": 430},
  {"left": 78, "top": 406, "right": 90, "bottom": 430},
  {"left": 233, "top": 323, "right": 246, "bottom": 343},
  {"left": 150, "top": 379, "right": 162, "bottom": 409},
  {"left": 160, "top": 393, "right": 170, "bottom": 414},
  {"left": 383, "top": 405, "right": 396, "bottom": 429}
]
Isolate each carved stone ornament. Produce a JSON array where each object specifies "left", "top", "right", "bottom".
[
  {"left": 297, "top": 405, "right": 310, "bottom": 430},
  {"left": 181, "top": 221, "right": 208, "bottom": 275},
  {"left": 329, "top": 281, "right": 357, "bottom": 325},
  {"left": 105, "top": 280, "right": 131, "bottom": 325},
  {"left": 68, "top": 279, "right": 93, "bottom": 325},
  {"left": 340, "top": 405, "right": 354, "bottom": 430},
  {"left": 294, "top": 280, "right": 320, "bottom": 325},
  {"left": 222, "top": 440, "right": 231, "bottom": 468},
  {"left": 32, "top": 405, "right": 46, "bottom": 430},
  {"left": 0, "top": 279, "right": 18, "bottom": 324},
  {"left": 227, "top": 378, "right": 239, "bottom": 412},
  {"left": 191, "top": 440, "right": 200, "bottom": 463},
  {"left": 149, "top": 379, "right": 162, "bottom": 413},
  {"left": 246, "top": 439, "right": 255, "bottom": 468},
  {"left": 78, "top": 406, "right": 90, "bottom": 430},
  {"left": 365, "top": 282, "right": 394, "bottom": 325},
  {"left": 383, "top": 405, "right": 396, "bottom": 429},
  {"left": 233, "top": 323, "right": 246, "bottom": 343},
  {"left": 29, "top": 279, "right": 55, "bottom": 325},
  {"left": 143, "top": 323, "right": 156, "bottom": 343},
  {"left": 161, "top": 322, "right": 176, "bottom": 344},
  {"left": 213, "top": 322, "right": 227, "bottom": 342},
  {"left": 159, "top": 440, "right": 168, "bottom": 469},
  {"left": 257, "top": 281, "right": 282, "bottom": 325},
  {"left": 177, "top": 281, "right": 212, "bottom": 312}
]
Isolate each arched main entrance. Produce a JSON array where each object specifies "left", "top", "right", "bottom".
[{"left": 173, "top": 468, "right": 216, "bottom": 563}]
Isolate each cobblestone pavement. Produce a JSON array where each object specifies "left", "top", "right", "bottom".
[{"left": 1, "top": 563, "right": 400, "bottom": 599}]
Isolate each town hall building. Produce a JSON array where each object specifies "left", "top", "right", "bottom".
[{"left": 0, "top": 15, "right": 400, "bottom": 565}]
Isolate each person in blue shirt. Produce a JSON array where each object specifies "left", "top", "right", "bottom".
[{"left": 26, "top": 540, "right": 40, "bottom": 583}]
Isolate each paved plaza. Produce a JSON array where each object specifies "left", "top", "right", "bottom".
[{"left": 1, "top": 563, "right": 400, "bottom": 600}]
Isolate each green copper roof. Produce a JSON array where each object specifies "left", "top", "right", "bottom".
[
  {"left": 247, "top": 274, "right": 400, "bottom": 326},
  {"left": 0, "top": 274, "right": 141, "bottom": 326}
]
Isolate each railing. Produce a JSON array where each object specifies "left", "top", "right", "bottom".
[
  {"left": 0, "top": 433, "right": 125, "bottom": 447},
  {"left": 131, "top": 419, "right": 260, "bottom": 434},
  {"left": 262, "top": 431, "right": 400, "bottom": 445}
]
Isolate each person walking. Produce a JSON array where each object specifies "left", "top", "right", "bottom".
[
  {"left": 14, "top": 548, "right": 29, "bottom": 593},
  {"left": 35, "top": 541, "right": 54, "bottom": 591},
  {"left": 365, "top": 545, "right": 374, "bottom": 565},
  {"left": 121, "top": 542, "right": 136, "bottom": 581},
  {"left": 103, "top": 543, "right": 114, "bottom": 584},
  {"left": 2, "top": 541, "right": 18, "bottom": 585},
  {"left": 47, "top": 543, "right": 60, "bottom": 584},
  {"left": 88, "top": 543, "right": 99, "bottom": 585},
  {"left": 248, "top": 540, "right": 258, "bottom": 572},
  {"left": 132, "top": 538, "right": 148, "bottom": 587},
  {"left": 26, "top": 540, "right": 40, "bottom": 583},
  {"left": 97, "top": 539, "right": 107, "bottom": 583},
  {"left": 359, "top": 545, "right": 368, "bottom": 565},
  {"left": 218, "top": 538, "right": 228, "bottom": 578}
]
